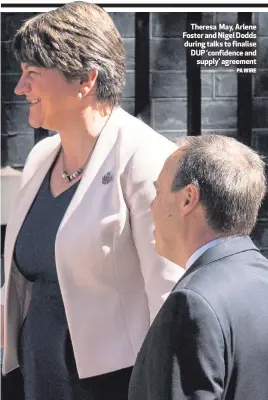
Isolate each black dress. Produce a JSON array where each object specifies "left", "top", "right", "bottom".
[{"left": 14, "top": 168, "right": 132, "bottom": 400}]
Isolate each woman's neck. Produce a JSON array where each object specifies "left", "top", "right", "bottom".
[{"left": 57, "top": 107, "right": 112, "bottom": 171}]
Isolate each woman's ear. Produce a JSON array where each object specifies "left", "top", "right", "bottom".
[{"left": 80, "top": 69, "right": 98, "bottom": 97}]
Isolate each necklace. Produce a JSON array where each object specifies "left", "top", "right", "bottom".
[
  {"left": 61, "top": 139, "right": 98, "bottom": 183},
  {"left": 61, "top": 110, "right": 113, "bottom": 183}
]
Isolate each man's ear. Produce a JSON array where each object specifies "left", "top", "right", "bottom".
[{"left": 181, "top": 184, "right": 199, "bottom": 216}]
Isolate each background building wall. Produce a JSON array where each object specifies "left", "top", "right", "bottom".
[{"left": 1, "top": 11, "right": 268, "bottom": 256}]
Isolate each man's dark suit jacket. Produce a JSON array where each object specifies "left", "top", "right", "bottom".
[{"left": 129, "top": 235, "right": 268, "bottom": 400}]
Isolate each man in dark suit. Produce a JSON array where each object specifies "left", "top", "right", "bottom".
[{"left": 129, "top": 135, "right": 268, "bottom": 400}]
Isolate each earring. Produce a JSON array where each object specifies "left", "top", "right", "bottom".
[{"left": 77, "top": 92, "right": 83, "bottom": 101}]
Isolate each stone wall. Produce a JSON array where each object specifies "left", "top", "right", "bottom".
[{"left": 1, "top": 11, "right": 267, "bottom": 255}]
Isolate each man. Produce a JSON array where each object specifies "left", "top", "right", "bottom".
[{"left": 129, "top": 135, "right": 268, "bottom": 400}]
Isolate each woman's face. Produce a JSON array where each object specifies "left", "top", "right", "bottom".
[{"left": 14, "top": 63, "right": 81, "bottom": 131}]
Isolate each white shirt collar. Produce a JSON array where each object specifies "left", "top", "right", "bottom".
[{"left": 185, "top": 237, "right": 230, "bottom": 270}]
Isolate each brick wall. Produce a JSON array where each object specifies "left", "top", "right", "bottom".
[{"left": 1, "top": 11, "right": 267, "bottom": 255}]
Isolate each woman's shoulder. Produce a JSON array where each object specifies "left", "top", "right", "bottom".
[
  {"left": 116, "top": 108, "right": 177, "bottom": 157},
  {"left": 115, "top": 109, "right": 177, "bottom": 180}
]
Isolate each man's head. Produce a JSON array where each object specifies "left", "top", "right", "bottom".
[{"left": 151, "top": 135, "right": 267, "bottom": 267}]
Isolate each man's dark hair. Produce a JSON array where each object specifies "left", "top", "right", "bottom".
[{"left": 172, "top": 135, "right": 267, "bottom": 235}]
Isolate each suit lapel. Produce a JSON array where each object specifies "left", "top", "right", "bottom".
[
  {"left": 174, "top": 236, "right": 259, "bottom": 289},
  {"left": 58, "top": 107, "right": 124, "bottom": 231}
]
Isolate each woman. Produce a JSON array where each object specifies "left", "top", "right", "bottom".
[{"left": 1, "top": 2, "right": 184, "bottom": 400}]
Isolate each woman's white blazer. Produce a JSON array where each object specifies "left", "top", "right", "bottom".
[{"left": 2, "top": 107, "right": 184, "bottom": 378}]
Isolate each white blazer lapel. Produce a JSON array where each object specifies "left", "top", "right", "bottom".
[{"left": 58, "top": 107, "right": 123, "bottom": 231}]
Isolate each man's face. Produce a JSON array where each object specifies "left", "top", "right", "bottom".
[{"left": 151, "top": 151, "right": 185, "bottom": 264}]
